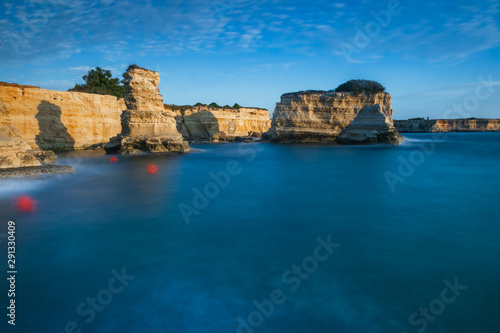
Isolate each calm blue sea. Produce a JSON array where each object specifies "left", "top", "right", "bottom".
[{"left": 1, "top": 133, "right": 499, "bottom": 333}]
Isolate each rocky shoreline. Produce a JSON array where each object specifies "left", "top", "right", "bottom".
[
  {"left": 5, "top": 66, "right": 500, "bottom": 178},
  {"left": 0, "top": 165, "right": 74, "bottom": 178},
  {"left": 395, "top": 118, "right": 500, "bottom": 133}
]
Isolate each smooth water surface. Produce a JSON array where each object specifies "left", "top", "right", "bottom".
[{"left": 1, "top": 133, "right": 499, "bottom": 333}]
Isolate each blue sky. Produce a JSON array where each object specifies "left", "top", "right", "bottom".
[{"left": 1, "top": 0, "right": 499, "bottom": 119}]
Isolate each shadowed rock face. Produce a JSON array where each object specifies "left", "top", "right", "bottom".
[
  {"left": 0, "top": 99, "right": 58, "bottom": 169},
  {"left": 105, "top": 67, "right": 189, "bottom": 155},
  {"left": 337, "top": 105, "right": 403, "bottom": 144},
  {"left": 171, "top": 106, "right": 271, "bottom": 142},
  {"left": 265, "top": 91, "right": 402, "bottom": 144},
  {"left": 0, "top": 82, "right": 124, "bottom": 150},
  {"left": 35, "top": 101, "right": 75, "bottom": 150}
]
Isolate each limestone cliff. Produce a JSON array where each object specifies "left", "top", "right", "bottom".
[
  {"left": 0, "top": 82, "right": 124, "bottom": 150},
  {"left": 395, "top": 119, "right": 500, "bottom": 133},
  {"left": 0, "top": 98, "right": 64, "bottom": 171},
  {"left": 266, "top": 91, "right": 402, "bottom": 144},
  {"left": 170, "top": 105, "right": 271, "bottom": 142},
  {"left": 105, "top": 66, "right": 189, "bottom": 154}
]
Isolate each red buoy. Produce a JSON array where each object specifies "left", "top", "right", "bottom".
[
  {"left": 109, "top": 156, "right": 119, "bottom": 163},
  {"left": 147, "top": 164, "right": 158, "bottom": 175},
  {"left": 15, "top": 195, "right": 37, "bottom": 213}
]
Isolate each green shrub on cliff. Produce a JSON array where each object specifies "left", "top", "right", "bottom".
[
  {"left": 334, "top": 79, "right": 385, "bottom": 95},
  {"left": 197, "top": 102, "right": 241, "bottom": 109},
  {"left": 68, "top": 67, "right": 125, "bottom": 99}
]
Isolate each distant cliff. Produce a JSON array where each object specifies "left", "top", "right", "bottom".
[
  {"left": 265, "top": 91, "right": 402, "bottom": 144},
  {"left": 0, "top": 82, "right": 124, "bottom": 150},
  {"left": 395, "top": 119, "right": 500, "bottom": 133},
  {"left": 170, "top": 105, "right": 271, "bottom": 142}
]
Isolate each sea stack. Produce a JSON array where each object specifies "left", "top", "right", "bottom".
[
  {"left": 105, "top": 66, "right": 189, "bottom": 154},
  {"left": 265, "top": 90, "right": 402, "bottom": 144}
]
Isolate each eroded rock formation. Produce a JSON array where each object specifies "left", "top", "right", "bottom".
[
  {"left": 395, "top": 119, "right": 500, "bottom": 133},
  {"left": 0, "top": 82, "right": 124, "bottom": 150},
  {"left": 170, "top": 105, "right": 271, "bottom": 142},
  {"left": 265, "top": 91, "right": 402, "bottom": 144},
  {"left": 105, "top": 66, "right": 189, "bottom": 154},
  {"left": 337, "top": 105, "right": 403, "bottom": 144}
]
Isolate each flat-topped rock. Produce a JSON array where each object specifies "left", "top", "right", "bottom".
[{"left": 265, "top": 91, "right": 402, "bottom": 144}]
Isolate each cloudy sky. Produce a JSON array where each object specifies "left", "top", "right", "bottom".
[{"left": 1, "top": 0, "right": 499, "bottom": 118}]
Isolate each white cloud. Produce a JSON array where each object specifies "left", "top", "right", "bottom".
[
  {"left": 0, "top": 0, "right": 499, "bottom": 67},
  {"left": 68, "top": 66, "right": 93, "bottom": 72}
]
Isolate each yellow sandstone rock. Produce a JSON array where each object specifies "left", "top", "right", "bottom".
[
  {"left": 265, "top": 91, "right": 402, "bottom": 144},
  {"left": 105, "top": 66, "right": 189, "bottom": 154},
  {"left": 395, "top": 118, "right": 500, "bottom": 132},
  {"left": 170, "top": 105, "right": 271, "bottom": 142},
  {"left": 0, "top": 82, "right": 124, "bottom": 150},
  {"left": 0, "top": 98, "right": 59, "bottom": 169}
]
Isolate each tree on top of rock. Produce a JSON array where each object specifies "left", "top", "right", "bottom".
[
  {"left": 334, "top": 79, "right": 385, "bottom": 95},
  {"left": 68, "top": 67, "right": 125, "bottom": 99}
]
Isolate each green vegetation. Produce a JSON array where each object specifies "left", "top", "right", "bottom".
[
  {"left": 334, "top": 79, "right": 385, "bottom": 95},
  {"left": 194, "top": 102, "right": 242, "bottom": 109},
  {"left": 126, "top": 64, "right": 146, "bottom": 71},
  {"left": 68, "top": 67, "right": 125, "bottom": 99},
  {"left": 409, "top": 117, "right": 426, "bottom": 120}
]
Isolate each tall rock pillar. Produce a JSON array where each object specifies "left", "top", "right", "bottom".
[{"left": 105, "top": 66, "right": 189, "bottom": 154}]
